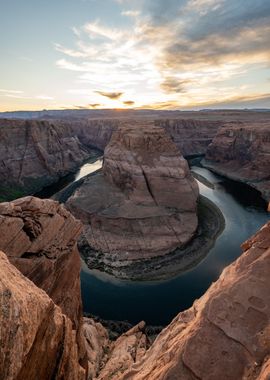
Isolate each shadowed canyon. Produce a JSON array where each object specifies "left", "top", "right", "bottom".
[{"left": 0, "top": 109, "right": 270, "bottom": 380}]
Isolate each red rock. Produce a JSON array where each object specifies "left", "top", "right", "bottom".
[
  {"left": 204, "top": 122, "right": 270, "bottom": 202},
  {"left": 119, "top": 221, "right": 270, "bottom": 380},
  {"left": 67, "top": 124, "right": 199, "bottom": 264},
  {"left": 0, "top": 196, "right": 87, "bottom": 370},
  {"left": 0, "top": 119, "right": 94, "bottom": 200},
  {"left": 156, "top": 118, "right": 221, "bottom": 156},
  {"left": 0, "top": 250, "right": 85, "bottom": 380}
]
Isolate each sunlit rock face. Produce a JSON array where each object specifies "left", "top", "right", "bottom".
[
  {"left": 67, "top": 124, "right": 199, "bottom": 263},
  {"left": 119, "top": 221, "right": 270, "bottom": 380},
  {"left": 0, "top": 250, "right": 86, "bottom": 380},
  {"left": 0, "top": 196, "right": 87, "bottom": 371},
  {"left": 204, "top": 122, "right": 270, "bottom": 203}
]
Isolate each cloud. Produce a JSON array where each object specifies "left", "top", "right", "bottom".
[
  {"left": 95, "top": 91, "right": 123, "bottom": 99},
  {"left": 121, "top": 10, "right": 140, "bottom": 17},
  {"left": 54, "top": 1, "right": 270, "bottom": 109},
  {"left": 160, "top": 78, "right": 190, "bottom": 93},
  {"left": 0, "top": 89, "right": 24, "bottom": 94},
  {"left": 83, "top": 20, "right": 125, "bottom": 41},
  {"left": 123, "top": 100, "right": 135, "bottom": 105},
  {"left": 36, "top": 95, "right": 54, "bottom": 100},
  {"left": 89, "top": 103, "right": 101, "bottom": 108}
]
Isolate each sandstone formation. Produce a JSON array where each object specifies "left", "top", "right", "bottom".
[
  {"left": 0, "top": 250, "right": 85, "bottom": 380},
  {"left": 67, "top": 124, "right": 199, "bottom": 266},
  {"left": 156, "top": 118, "right": 221, "bottom": 156},
  {"left": 204, "top": 122, "right": 270, "bottom": 203},
  {"left": 118, "top": 220, "right": 270, "bottom": 380},
  {"left": 0, "top": 196, "right": 87, "bottom": 369},
  {"left": 0, "top": 118, "right": 97, "bottom": 201},
  {"left": 83, "top": 318, "right": 149, "bottom": 380},
  {"left": 68, "top": 118, "right": 119, "bottom": 150}
]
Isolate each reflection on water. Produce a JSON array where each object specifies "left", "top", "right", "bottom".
[
  {"left": 36, "top": 156, "right": 103, "bottom": 199},
  {"left": 81, "top": 166, "right": 269, "bottom": 325},
  {"left": 75, "top": 158, "right": 103, "bottom": 181}
]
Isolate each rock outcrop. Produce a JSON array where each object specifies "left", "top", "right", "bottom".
[
  {"left": 118, "top": 221, "right": 270, "bottom": 380},
  {"left": 0, "top": 196, "right": 87, "bottom": 369},
  {"left": 204, "top": 122, "right": 270, "bottom": 203},
  {"left": 67, "top": 124, "right": 199, "bottom": 267},
  {"left": 0, "top": 250, "right": 86, "bottom": 380},
  {"left": 0, "top": 119, "right": 97, "bottom": 201},
  {"left": 83, "top": 318, "right": 149, "bottom": 380}
]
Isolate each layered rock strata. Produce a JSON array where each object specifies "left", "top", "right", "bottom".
[
  {"left": 204, "top": 122, "right": 270, "bottom": 203},
  {"left": 156, "top": 118, "right": 221, "bottom": 156},
  {"left": 67, "top": 124, "right": 199, "bottom": 264},
  {"left": 0, "top": 250, "right": 86, "bottom": 380},
  {"left": 0, "top": 119, "right": 96, "bottom": 201},
  {"left": 0, "top": 196, "right": 87, "bottom": 369}
]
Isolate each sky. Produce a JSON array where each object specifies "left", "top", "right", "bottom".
[{"left": 0, "top": 0, "right": 270, "bottom": 111}]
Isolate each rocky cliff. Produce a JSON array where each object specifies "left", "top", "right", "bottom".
[
  {"left": 0, "top": 250, "right": 86, "bottom": 380},
  {"left": 156, "top": 118, "right": 221, "bottom": 156},
  {"left": 204, "top": 122, "right": 270, "bottom": 203},
  {"left": 0, "top": 196, "right": 87, "bottom": 372},
  {"left": 0, "top": 119, "right": 97, "bottom": 201},
  {"left": 67, "top": 124, "right": 199, "bottom": 271}
]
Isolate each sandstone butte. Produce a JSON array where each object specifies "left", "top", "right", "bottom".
[
  {"left": 67, "top": 124, "right": 199, "bottom": 263},
  {"left": 0, "top": 197, "right": 269, "bottom": 380},
  {"left": 204, "top": 122, "right": 270, "bottom": 205}
]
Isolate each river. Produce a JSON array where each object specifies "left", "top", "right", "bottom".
[{"left": 39, "top": 157, "right": 269, "bottom": 326}]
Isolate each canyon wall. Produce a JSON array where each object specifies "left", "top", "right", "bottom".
[
  {"left": 0, "top": 117, "right": 221, "bottom": 202},
  {"left": 0, "top": 196, "right": 87, "bottom": 375},
  {"left": 204, "top": 122, "right": 270, "bottom": 203},
  {"left": 156, "top": 118, "right": 221, "bottom": 156},
  {"left": 0, "top": 250, "right": 86, "bottom": 380},
  {"left": 0, "top": 119, "right": 96, "bottom": 201}
]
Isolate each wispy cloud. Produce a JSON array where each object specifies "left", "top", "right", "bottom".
[
  {"left": 123, "top": 100, "right": 135, "bottom": 106},
  {"left": 95, "top": 91, "right": 123, "bottom": 99},
  {"left": 0, "top": 89, "right": 24, "bottom": 94},
  {"left": 121, "top": 10, "right": 140, "bottom": 17}
]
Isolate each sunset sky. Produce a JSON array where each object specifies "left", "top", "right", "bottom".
[{"left": 1, "top": 0, "right": 270, "bottom": 111}]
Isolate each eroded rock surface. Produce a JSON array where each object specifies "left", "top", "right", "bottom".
[
  {"left": 0, "top": 119, "right": 97, "bottom": 200},
  {"left": 204, "top": 122, "right": 270, "bottom": 203},
  {"left": 0, "top": 250, "right": 85, "bottom": 380},
  {"left": 119, "top": 221, "right": 270, "bottom": 380},
  {"left": 156, "top": 118, "right": 221, "bottom": 156},
  {"left": 0, "top": 196, "right": 87, "bottom": 370},
  {"left": 67, "top": 124, "right": 199, "bottom": 266},
  {"left": 83, "top": 318, "right": 150, "bottom": 380}
]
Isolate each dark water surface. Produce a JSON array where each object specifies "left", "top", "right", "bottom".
[{"left": 80, "top": 165, "right": 269, "bottom": 325}]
